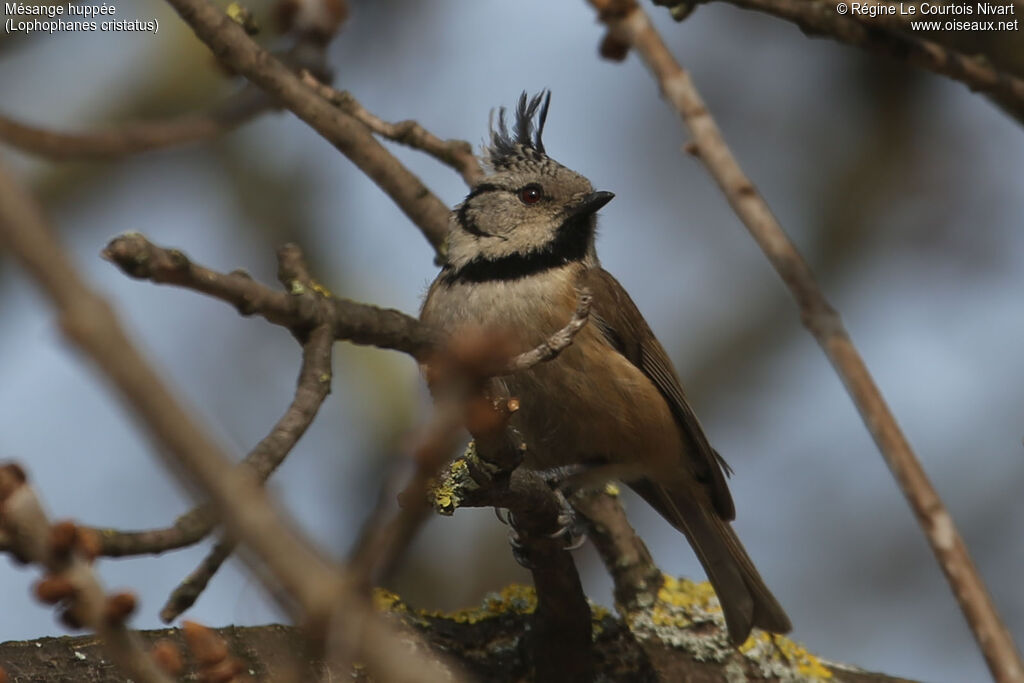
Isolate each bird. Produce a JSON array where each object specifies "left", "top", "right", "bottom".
[{"left": 420, "top": 91, "right": 791, "bottom": 645}]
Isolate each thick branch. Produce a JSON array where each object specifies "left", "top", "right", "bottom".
[
  {"left": 0, "top": 620, "right": 919, "bottom": 682},
  {"left": 431, "top": 442, "right": 595, "bottom": 683},
  {"left": 590, "top": 3, "right": 1024, "bottom": 681}
]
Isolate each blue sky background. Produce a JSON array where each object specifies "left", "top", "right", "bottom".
[{"left": 1, "top": 1, "right": 1022, "bottom": 681}]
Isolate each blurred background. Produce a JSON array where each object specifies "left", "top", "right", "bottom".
[{"left": 1, "top": 1, "right": 1022, "bottom": 681}]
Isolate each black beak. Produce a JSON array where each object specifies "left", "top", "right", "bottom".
[{"left": 569, "top": 191, "right": 615, "bottom": 217}]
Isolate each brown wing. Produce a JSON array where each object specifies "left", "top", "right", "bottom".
[{"left": 583, "top": 267, "right": 736, "bottom": 520}]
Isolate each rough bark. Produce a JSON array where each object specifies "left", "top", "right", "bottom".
[{"left": 0, "top": 598, "right": 918, "bottom": 682}]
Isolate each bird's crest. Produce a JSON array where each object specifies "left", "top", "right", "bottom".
[{"left": 484, "top": 91, "right": 551, "bottom": 170}]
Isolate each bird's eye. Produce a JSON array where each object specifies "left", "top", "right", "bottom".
[{"left": 517, "top": 184, "right": 543, "bottom": 205}]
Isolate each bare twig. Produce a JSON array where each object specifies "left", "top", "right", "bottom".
[
  {"left": 0, "top": 465, "right": 174, "bottom": 683},
  {"left": 301, "top": 72, "right": 486, "bottom": 187},
  {"left": 0, "top": 89, "right": 272, "bottom": 161},
  {"left": 502, "top": 289, "right": 592, "bottom": 374},
  {"left": 15, "top": 235, "right": 415, "bottom": 562},
  {"left": 163, "top": 0, "right": 451, "bottom": 252},
  {"left": 103, "top": 233, "right": 440, "bottom": 361},
  {"left": 161, "top": 537, "right": 237, "bottom": 622},
  {"left": 589, "top": 2, "right": 1024, "bottom": 681},
  {"left": 691, "top": 0, "right": 1024, "bottom": 118},
  {"left": 160, "top": 322, "right": 335, "bottom": 621}
]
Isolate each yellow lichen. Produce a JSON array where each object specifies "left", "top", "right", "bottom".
[
  {"left": 421, "top": 584, "right": 538, "bottom": 624},
  {"left": 657, "top": 575, "right": 719, "bottom": 612},
  {"left": 310, "top": 280, "right": 333, "bottom": 298},
  {"left": 225, "top": 2, "right": 260, "bottom": 34},
  {"left": 430, "top": 459, "right": 471, "bottom": 515},
  {"left": 740, "top": 631, "right": 834, "bottom": 680},
  {"left": 372, "top": 588, "right": 407, "bottom": 613},
  {"left": 638, "top": 575, "right": 718, "bottom": 631}
]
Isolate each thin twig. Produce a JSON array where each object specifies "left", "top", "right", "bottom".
[
  {"left": 590, "top": 2, "right": 1024, "bottom": 681},
  {"left": 102, "top": 233, "right": 440, "bottom": 361},
  {"left": 164, "top": 0, "right": 451, "bottom": 253},
  {"left": 17, "top": 234, "right": 429, "bottom": 561},
  {"left": 0, "top": 466, "right": 174, "bottom": 683},
  {"left": 502, "top": 289, "right": 592, "bottom": 374},
  {"left": 160, "top": 322, "right": 335, "bottom": 620},
  {"left": 301, "top": 71, "right": 486, "bottom": 187},
  {"left": 161, "top": 537, "right": 237, "bottom": 622}
]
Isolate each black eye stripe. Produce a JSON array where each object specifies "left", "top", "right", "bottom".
[{"left": 464, "top": 183, "right": 502, "bottom": 201}]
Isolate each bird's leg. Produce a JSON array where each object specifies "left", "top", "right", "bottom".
[{"left": 504, "top": 465, "right": 594, "bottom": 557}]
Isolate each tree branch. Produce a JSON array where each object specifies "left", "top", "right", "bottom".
[
  {"left": 102, "top": 233, "right": 440, "bottom": 361},
  {"left": 163, "top": 0, "right": 452, "bottom": 253},
  {"left": 589, "top": 3, "right": 1024, "bottom": 681},
  {"left": 571, "top": 488, "right": 664, "bottom": 615},
  {"left": 690, "top": 0, "right": 1024, "bottom": 119},
  {"left": 301, "top": 71, "right": 486, "bottom": 187},
  {"left": 0, "top": 619, "right": 921, "bottom": 682},
  {"left": 502, "top": 289, "right": 592, "bottom": 374},
  {"left": 159, "top": 322, "right": 335, "bottom": 621}
]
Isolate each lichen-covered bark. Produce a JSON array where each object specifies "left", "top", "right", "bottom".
[{"left": 0, "top": 587, "right": 918, "bottom": 682}]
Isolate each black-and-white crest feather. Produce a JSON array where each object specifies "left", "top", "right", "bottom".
[{"left": 484, "top": 91, "right": 551, "bottom": 170}]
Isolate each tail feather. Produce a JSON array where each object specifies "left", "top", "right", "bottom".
[{"left": 629, "top": 479, "right": 791, "bottom": 644}]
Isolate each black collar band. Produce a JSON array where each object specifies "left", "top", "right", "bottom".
[{"left": 442, "top": 215, "right": 591, "bottom": 285}]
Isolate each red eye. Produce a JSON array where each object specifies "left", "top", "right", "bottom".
[{"left": 518, "top": 184, "right": 543, "bottom": 205}]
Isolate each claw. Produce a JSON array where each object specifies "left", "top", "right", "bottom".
[
  {"left": 508, "top": 529, "right": 535, "bottom": 568},
  {"left": 494, "top": 507, "right": 510, "bottom": 525},
  {"left": 563, "top": 533, "right": 588, "bottom": 551}
]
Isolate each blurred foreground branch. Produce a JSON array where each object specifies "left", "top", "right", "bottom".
[
  {"left": 0, "top": 465, "right": 173, "bottom": 683},
  {"left": 0, "top": 163, "right": 463, "bottom": 682}
]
